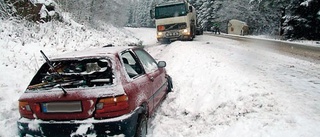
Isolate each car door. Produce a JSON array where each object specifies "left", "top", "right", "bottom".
[
  {"left": 120, "top": 50, "right": 155, "bottom": 114},
  {"left": 133, "top": 49, "right": 167, "bottom": 111}
]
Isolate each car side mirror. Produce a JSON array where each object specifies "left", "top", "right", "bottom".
[
  {"left": 150, "top": 9, "right": 154, "bottom": 19},
  {"left": 158, "top": 61, "right": 166, "bottom": 68},
  {"left": 189, "top": 6, "right": 193, "bottom": 12}
]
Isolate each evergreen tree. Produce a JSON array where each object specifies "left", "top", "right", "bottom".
[
  {"left": 55, "top": 0, "right": 130, "bottom": 28},
  {"left": 215, "top": 0, "right": 252, "bottom": 33},
  {"left": 283, "top": 0, "right": 320, "bottom": 40},
  {"left": 127, "top": 0, "right": 154, "bottom": 27},
  {"left": 0, "top": 0, "right": 14, "bottom": 19},
  {"left": 3, "top": 0, "right": 318, "bottom": 40},
  {"left": 248, "top": 0, "right": 292, "bottom": 35}
]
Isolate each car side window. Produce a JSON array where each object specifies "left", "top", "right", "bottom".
[
  {"left": 134, "top": 49, "right": 158, "bottom": 74},
  {"left": 121, "top": 51, "right": 144, "bottom": 78}
]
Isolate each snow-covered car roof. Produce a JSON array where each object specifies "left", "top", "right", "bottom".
[{"left": 50, "top": 46, "right": 134, "bottom": 61}]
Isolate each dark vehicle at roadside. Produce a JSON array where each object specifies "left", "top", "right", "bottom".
[
  {"left": 17, "top": 46, "right": 173, "bottom": 137},
  {"left": 196, "top": 26, "right": 203, "bottom": 35}
]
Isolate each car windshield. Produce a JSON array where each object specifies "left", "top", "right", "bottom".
[
  {"left": 27, "top": 58, "right": 114, "bottom": 90},
  {"left": 155, "top": 3, "right": 187, "bottom": 19}
]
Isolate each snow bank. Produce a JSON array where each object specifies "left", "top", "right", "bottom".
[
  {"left": 146, "top": 39, "right": 282, "bottom": 137},
  {"left": 137, "top": 31, "right": 320, "bottom": 137}
]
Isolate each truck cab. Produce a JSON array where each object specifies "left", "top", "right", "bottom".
[{"left": 151, "top": 0, "right": 197, "bottom": 43}]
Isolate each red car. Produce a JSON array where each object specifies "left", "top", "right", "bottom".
[{"left": 17, "top": 46, "right": 173, "bottom": 137}]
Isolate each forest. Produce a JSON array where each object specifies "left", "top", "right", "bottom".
[{"left": 1, "top": 0, "right": 319, "bottom": 40}]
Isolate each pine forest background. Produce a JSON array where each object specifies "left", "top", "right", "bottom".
[{"left": 1, "top": 0, "right": 320, "bottom": 40}]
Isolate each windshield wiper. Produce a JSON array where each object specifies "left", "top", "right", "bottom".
[{"left": 40, "top": 50, "right": 67, "bottom": 96}]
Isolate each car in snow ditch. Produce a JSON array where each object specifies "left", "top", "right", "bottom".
[{"left": 17, "top": 46, "right": 173, "bottom": 137}]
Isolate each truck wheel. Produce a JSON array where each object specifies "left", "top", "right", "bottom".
[
  {"left": 192, "top": 30, "right": 196, "bottom": 38},
  {"left": 189, "top": 30, "right": 194, "bottom": 41},
  {"left": 189, "top": 36, "right": 193, "bottom": 41},
  {"left": 135, "top": 114, "right": 147, "bottom": 137},
  {"left": 192, "top": 26, "right": 196, "bottom": 39}
]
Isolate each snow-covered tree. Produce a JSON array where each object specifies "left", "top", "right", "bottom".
[
  {"left": 1, "top": 0, "right": 319, "bottom": 40},
  {"left": 55, "top": 0, "right": 130, "bottom": 28},
  {"left": 203, "top": 0, "right": 253, "bottom": 33},
  {"left": 283, "top": 0, "right": 320, "bottom": 40},
  {"left": 248, "top": 0, "right": 292, "bottom": 35},
  {"left": 127, "top": 0, "right": 154, "bottom": 27},
  {"left": 0, "top": 0, "right": 14, "bottom": 19},
  {"left": 189, "top": 0, "right": 216, "bottom": 31}
]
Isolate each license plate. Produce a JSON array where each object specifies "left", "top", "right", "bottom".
[{"left": 41, "top": 101, "right": 82, "bottom": 113}]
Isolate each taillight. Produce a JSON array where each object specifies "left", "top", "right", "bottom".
[
  {"left": 157, "top": 25, "right": 165, "bottom": 31},
  {"left": 19, "top": 101, "right": 33, "bottom": 116},
  {"left": 19, "top": 101, "right": 41, "bottom": 119},
  {"left": 96, "top": 95, "right": 129, "bottom": 114}
]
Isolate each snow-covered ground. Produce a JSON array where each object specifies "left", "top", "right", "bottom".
[
  {"left": 224, "top": 33, "right": 320, "bottom": 48},
  {"left": 131, "top": 28, "right": 320, "bottom": 137},
  {"left": 1, "top": 20, "right": 320, "bottom": 137}
]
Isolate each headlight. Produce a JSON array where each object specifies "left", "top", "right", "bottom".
[
  {"left": 182, "top": 29, "right": 190, "bottom": 35},
  {"left": 183, "top": 29, "right": 188, "bottom": 33},
  {"left": 157, "top": 32, "right": 163, "bottom": 38}
]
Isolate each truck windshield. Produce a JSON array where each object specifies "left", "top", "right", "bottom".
[{"left": 155, "top": 3, "right": 187, "bottom": 19}]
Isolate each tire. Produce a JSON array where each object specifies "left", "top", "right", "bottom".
[
  {"left": 190, "top": 26, "right": 195, "bottom": 40},
  {"left": 188, "top": 33, "right": 194, "bottom": 41},
  {"left": 167, "top": 75, "right": 173, "bottom": 92},
  {"left": 135, "top": 114, "right": 148, "bottom": 137}
]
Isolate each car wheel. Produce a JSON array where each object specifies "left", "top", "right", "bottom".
[
  {"left": 135, "top": 114, "right": 147, "bottom": 137},
  {"left": 167, "top": 75, "right": 173, "bottom": 92}
]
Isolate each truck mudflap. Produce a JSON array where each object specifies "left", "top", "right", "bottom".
[{"left": 17, "top": 107, "right": 143, "bottom": 137}]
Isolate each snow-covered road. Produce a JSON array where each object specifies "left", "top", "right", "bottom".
[
  {"left": 0, "top": 24, "right": 319, "bottom": 136},
  {"left": 130, "top": 28, "right": 320, "bottom": 137}
]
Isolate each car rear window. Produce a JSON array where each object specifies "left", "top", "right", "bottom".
[{"left": 28, "top": 58, "right": 114, "bottom": 90}]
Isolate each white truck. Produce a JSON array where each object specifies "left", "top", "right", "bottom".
[{"left": 151, "top": 0, "right": 197, "bottom": 43}]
